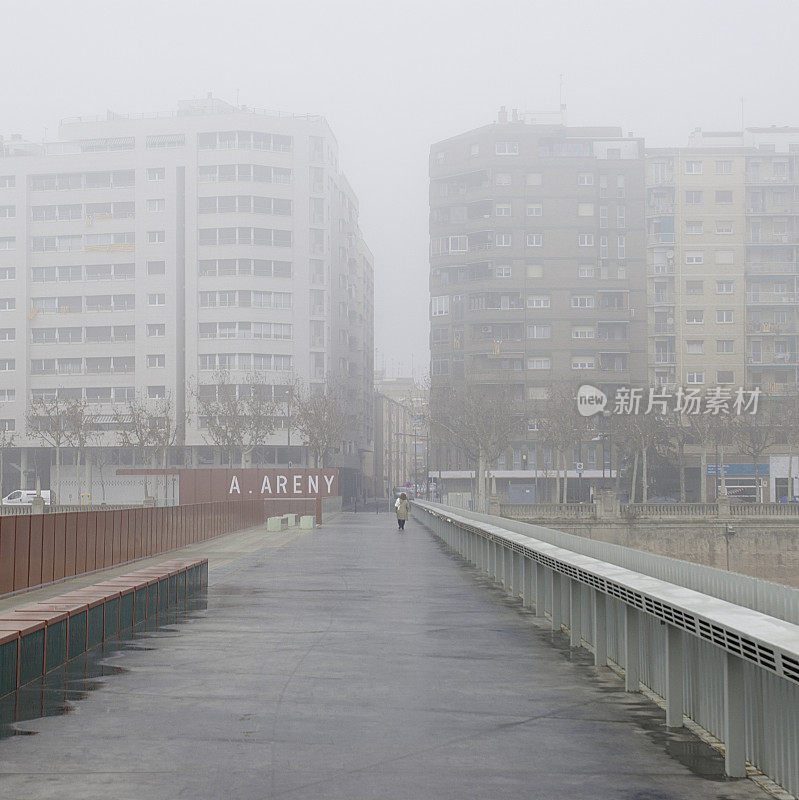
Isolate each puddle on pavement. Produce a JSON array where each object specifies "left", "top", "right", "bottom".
[{"left": 0, "top": 594, "right": 207, "bottom": 739}]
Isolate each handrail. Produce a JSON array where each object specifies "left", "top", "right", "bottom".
[{"left": 414, "top": 500, "right": 799, "bottom": 791}]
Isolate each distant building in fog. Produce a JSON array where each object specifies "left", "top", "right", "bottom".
[
  {"left": 0, "top": 95, "right": 373, "bottom": 501},
  {"left": 428, "top": 109, "right": 647, "bottom": 498}
]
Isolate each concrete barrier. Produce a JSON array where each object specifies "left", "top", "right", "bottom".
[{"left": 300, "top": 515, "right": 315, "bottom": 530}]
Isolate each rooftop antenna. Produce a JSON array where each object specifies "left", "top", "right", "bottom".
[
  {"left": 236, "top": 88, "right": 240, "bottom": 107},
  {"left": 559, "top": 73, "right": 567, "bottom": 125},
  {"left": 740, "top": 96, "right": 745, "bottom": 132}
]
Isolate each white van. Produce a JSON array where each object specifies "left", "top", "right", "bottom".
[{"left": 2, "top": 490, "right": 52, "bottom": 505}]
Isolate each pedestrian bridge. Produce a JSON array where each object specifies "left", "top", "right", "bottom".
[{"left": 0, "top": 505, "right": 795, "bottom": 799}]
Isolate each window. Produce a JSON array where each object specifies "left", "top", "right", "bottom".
[
  {"left": 617, "top": 235, "right": 626, "bottom": 258},
  {"left": 147, "top": 385, "right": 166, "bottom": 399},
  {"left": 716, "top": 160, "right": 733, "bottom": 174},
  {"left": 0, "top": 176, "right": 14, "bottom": 188},
  {"left": 0, "top": 298, "right": 16, "bottom": 311},
  {"left": 685, "top": 190, "right": 703, "bottom": 204},
  {"left": 577, "top": 203, "right": 594, "bottom": 217},
  {"left": 599, "top": 236, "right": 608, "bottom": 258},
  {"left": 716, "top": 220, "right": 734, "bottom": 234},
  {"left": 716, "top": 280, "right": 734, "bottom": 294},
  {"left": 526, "top": 203, "right": 542, "bottom": 217},
  {"left": 717, "top": 340, "right": 734, "bottom": 354},
  {"left": 572, "top": 327, "right": 595, "bottom": 339},
  {"left": 470, "top": 143, "right": 479, "bottom": 157},
  {"left": 715, "top": 190, "right": 733, "bottom": 204},
  {"left": 525, "top": 233, "right": 542, "bottom": 247},
  {"left": 495, "top": 142, "right": 519, "bottom": 155},
  {"left": 0, "top": 328, "right": 13, "bottom": 340},
  {"left": 527, "top": 357, "right": 551, "bottom": 370},
  {"left": 147, "top": 230, "right": 165, "bottom": 244},
  {"left": 578, "top": 233, "right": 594, "bottom": 247},
  {"left": 599, "top": 206, "right": 608, "bottom": 228},
  {"left": 0, "top": 237, "right": 15, "bottom": 250},
  {"left": 147, "top": 260, "right": 166, "bottom": 275},
  {"left": 578, "top": 266, "right": 595, "bottom": 278},
  {"left": 431, "top": 296, "right": 450, "bottom": 316},
  {"left": 685, "top": 251, "right": 703, "bottom": 264},
  {"left": 147, "top": 168, "right": 165, "bottom": 181},
  {"left": 717, "top": 370, "right": 735, "bottom": 384},
  {"left": 0, "top": 267, "right": 15, "bottom": 280},
  {"left": 147, "top": 323, "right": 165, "bottom": 337},
  {"left": 146, "top": 354, "right": 165, "bottom": 368},
  {"left": 495, "top": 265, "right": 512, "bottom": 278},
  {"left": 685, "top": 160, "right": 703, "bottom": 174},
  {"left": 577, "top": 173, "right": 594, "bottom": 186},
  {"left": 571, "top": 296, "right": 595, "bottom": 308},
  {"left": 495, "top": 173, "right": 512, "bottom": 186},
  {"left": 686, "top": 340, "right": 704, "bottom": 355},
  {"left": 715, "top": 250, "right": 734, "bottom": 265},
  {"left": 527, "top": 295, "right": 550, "bottom": 308},
  {"left": 526, "top": 173, "right": 542, "bottom": 186},
  {"left": 686, "top": 280, "right": 703, "bottom": 295},
  {"left": 686, "top": 221, "right": 703, "bottom": 235},
  {"left": 572, "top": 358, "right": 596, "bottom": 370},
  {"left": 716, "top": 309, "right": 734, "bottom": 323},
  {"left": 431, "top": 357, "right": 450, "bottom": 376},
  {"left": 687, "top": 371, "right": 705, "bottom": 384},
  {"left": 495, "top": 203, "right": 511, "bottom": 216},
  {"left": 0, "top": 389, "right": 15, "bottom": 403},
  {"left": 146, "top": 198, "right": 165, "bottom": 212},
  {"left": 527, "top": 324, "right": 551, "bottom": 339},
  {"left": 0, "top": 359, "right": 14, "bottom": 371},
  {"left": 686, "top": 309, "right": 704, "bottom": 324},
  {"left": 496, "top": 233, "right": 512, "bottom": 247},
  {"left": 0, "top": 206, "right": 14, "bottom": 218},
  {"left": 148, "top": 293, "right": 166, "bottom": 306}
]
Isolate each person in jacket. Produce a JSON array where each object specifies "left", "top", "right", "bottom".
[{"left": 395, "top": 492, "right": 410, "bottom": 530}]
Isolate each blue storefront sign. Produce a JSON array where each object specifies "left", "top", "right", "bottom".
[{"left": 706, "top": 463, "right": 769, "bottom": 476}]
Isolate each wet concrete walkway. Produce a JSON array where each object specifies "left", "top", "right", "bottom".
[{"left": 0, "top": 513, "right": 771, "bottom": 799}]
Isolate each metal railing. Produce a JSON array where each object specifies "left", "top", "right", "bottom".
[
  {"left": 0, "top": 503, "right": 136, "bottom": 516},
  {"left": 502, "top": 501, "right": 799, "bottom": 519},
  {"left": 414, "top": 501, "right": 799, "bottom": 793}
]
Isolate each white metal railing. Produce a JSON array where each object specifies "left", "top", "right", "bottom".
[{"left": 414, "top": 501, "right": 799, "bottom": 793}]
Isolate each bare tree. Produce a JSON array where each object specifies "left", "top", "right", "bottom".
[
  {"left": 27, "top": 395, "right": 77, "bottom": 504},
  {"left": 114, "top": 393, "right": 162, "bottom": 501},
  {"left": 730, "top": 403, "right": 778, "bottom": 502},
  {"left": 657, "top": 412, "right": 693, "bottom": 502},
  {"left": 62, "top": 398, "right": 98, "bottom": 504},
  {"left": 194, "top": 371, "right": 278, "bottom": 469},
  {"left": 0, "top": 424, "right": 16, "bottom": 505},
  {"left": 781, "top": 393, "right": 799, "bottom": 499},
  {"left": 292, "top": 378, "right": 350, "bottom": 469},
  {"left": 428, "top": 382, "right": 518, "bottom": 511},
  {"left": 536, "top": 382, "right": 585, "bottom": 502}
]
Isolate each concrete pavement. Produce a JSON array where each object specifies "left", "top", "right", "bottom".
[{"left": 0, "top": 512, "right": 771, "bottom": 799}]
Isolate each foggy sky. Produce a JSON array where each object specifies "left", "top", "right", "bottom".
[{"left": 3, "top": 0, "right": 799, "bottom": 379}]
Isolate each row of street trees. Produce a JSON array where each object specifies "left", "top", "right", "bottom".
[
  {"left": 428, "top": 380, "right": 798, "bottom": 505},
  {"left": 0, "top": 373, "right": 351, "bottom": 504}
]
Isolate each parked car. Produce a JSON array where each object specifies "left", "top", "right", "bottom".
[{"left": 1, "top": 490, "right": 52, "bottom": 505}]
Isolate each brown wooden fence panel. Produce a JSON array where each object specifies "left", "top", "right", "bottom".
[
  {"left": 12, "top": 515, "right": 30, "bottom": 592},
  {"left": 75, "top": 512, "right": 87, "bottom": 575},
  {"left": 40, "top": 514, "right": 55, "bottom": 585},
  {"left": 86, "top": 512, "right": 97, "bottom": 573},
  {"left": 64, "top": 513, "right": 78, "bottom": 577},
  {"left": 0, "top": 516, "right": 16, "bottom": 594},
  {"left": 53, "top": 513, "right": 66, "bottom": 581}
]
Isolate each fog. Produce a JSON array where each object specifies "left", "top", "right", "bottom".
[{"left": 2, "top": 0, "right": 799, "bottom": 376}]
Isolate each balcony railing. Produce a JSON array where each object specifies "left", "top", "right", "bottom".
[
  {"left": 747, "top": 262, "right": 799, "bottom": 275},
  {"left": 653, "top": 354, "right": 676, "bottom": 364},
  {"left": 647, "top": 233, "right": 676, "bottom": 246},
  {"left": 652, "top": 323, "right": 675, "bottom": 334},
  {"left": 746, "top": 291, "right": 799, "bottom": 304}
]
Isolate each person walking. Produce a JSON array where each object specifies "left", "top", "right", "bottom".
[{"left": 395, "top": 492, "right": 410, "bottom": 531}]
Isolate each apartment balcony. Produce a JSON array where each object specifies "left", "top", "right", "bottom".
[
  {"left": 653, "top": 353, "right": 676, "bottom": 364},
  {"left": 746, "top": 262, "right": 799, "bottom": 275},
  {"left": 747, "top": 321, "right": 797, "bottom": 335},
  {"left": 746, "top": 204, "right": 799, "bottom": 215},
  {"left": 651, "top": 323, "right": 675, "bottom": 335},
  {"left": 648, "top": 265, "right": 675, "bottom": 276},
  {"left": 748, "top": 234, "right": 799, "bottom": 244},
  {"left": 746, "top": 291, "right": 799, "bottom": 304},
  {"left": 647, "top": 233, "right": 676, "bottom": 246},
  {"left": 745, "top": 174, "right": 794, "bottom": 185},
  {"left": 646, "top": 203, "right": 676, "bottom": 216},
  {"left": 747, "top": 353, "right": 799, "bottom": 366},
  {"left": 649, "top": 293, "right": 674, "bottom": 305}
]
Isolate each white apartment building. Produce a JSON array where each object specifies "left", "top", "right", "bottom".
[{"left": 0, "top": 95, "right": 374, "bottom": 501}]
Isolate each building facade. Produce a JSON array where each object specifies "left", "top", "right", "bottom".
[
  {"left": 428, "top": 110, "right": 647, "bottom": 498},
  {"left": 0, "top": 96, "right": 373, "bottom": 501}
]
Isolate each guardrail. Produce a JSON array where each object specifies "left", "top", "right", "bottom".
[
  {"left": 0, "top": 504, "right": 134, "bottom": 517},
  {"left": 622, "top": 502, "right": 721, "bottom": 517},
  {"left": 413, "top": 501, "right": 799, "bottom": 793},
  {"left": 502, "top": 501, "right": 799, "bottom": 520}
]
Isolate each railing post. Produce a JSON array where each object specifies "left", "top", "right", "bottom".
[
  {"left": 523, "top": 557, "right": 532, "bottom": 606},
  {"left": 625, "top": 605, "right": 640, "bottom": 691},
  {"left": 569, "top": 579, "right": 581, "bottom": 647},
  {"left": 593, "top": 590, "right": 607, "bottom": 666},
  {"left": 491, "top": 540, "right": 498, "bottom": 580},
  {"left": 724, "top": 652, "right": 747, "bottom": 777},
  {"left": 551, "top": 571, "right": 562, "bottom": 632},
  {"left": 665, "top": 625, "right": 684, "bottom": 728},
  {"left": 535, "top": 563, "right": 546, "bottom": 618}
]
